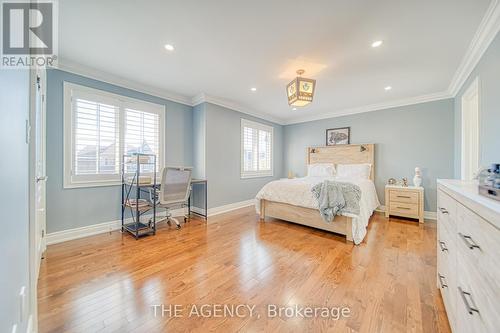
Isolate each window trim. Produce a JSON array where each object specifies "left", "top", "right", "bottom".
[
  {"left": 63, "top": 82, "right": 166, "bottom": 188},
  {"left": 240, "top": 118, "right": 274, "bottom": 179}
]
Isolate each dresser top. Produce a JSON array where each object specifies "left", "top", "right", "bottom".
[
  {"left": 438, "top": 179, "right": 500, "bottom": 225},
  {"left": 385, "top": 184, "right": 423, "bottom": 191}
]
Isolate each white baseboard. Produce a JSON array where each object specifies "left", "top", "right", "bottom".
[
  {"left": 209, "top": 199, "right": 255, "bottom": 216},
  {"left": 46, "top": 200, "right": 256, "bottom": 245},
  {"left": 376, "top": 205, "right": 437, "bottom": 221},
  {"left": 192, "top": 199, "right": 255, "bottom": 217},
  {"left": 46, "top": 208, "right": 186, "bottom": 245}
]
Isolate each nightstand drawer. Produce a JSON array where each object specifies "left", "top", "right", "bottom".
[
  {"left": 389, "top": 190, "right": 419, "bottom": 204},
  {"left": 389, "top": 202, "right": 419, "bottom": 217}
]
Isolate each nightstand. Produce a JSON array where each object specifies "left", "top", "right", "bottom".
[{"left": 385, "top": 185, "right": 424, "bottom": 223}]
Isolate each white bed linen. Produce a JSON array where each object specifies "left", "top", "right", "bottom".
[{"left": 255, "top": 176, "right": 380, "bottom": 244}]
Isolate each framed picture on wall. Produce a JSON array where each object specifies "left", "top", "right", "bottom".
[{"left": 326, "top": 127, "right": 350, "bottom": 145}]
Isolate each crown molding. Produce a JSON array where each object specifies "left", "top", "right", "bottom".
[
  {"left": 54, "top": 59, "right": 193, "bottom": 106},
  {"left": 54, "top": 60, "right": 286, "bottom": 124},
  {"left": 448, "top": 0, "right": 500, "bottom": 96},
  {"left": 284, "top": 91, "right": 452, "bottom": 125},
  {"left": 191, "top": 92, "right": 207, "bottom": 107},
  {"left": 192, "top": 93, "right": 286, "bottom": 125},
  {"left": 52, "top": 60, "right": 452, "bottom": 126}
]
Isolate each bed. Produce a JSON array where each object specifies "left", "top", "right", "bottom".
[{"left": 256, "top": 144, "right": 380, "bottom": 244}]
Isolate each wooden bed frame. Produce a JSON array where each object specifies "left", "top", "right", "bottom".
[{"left": 259, "top": 144, "right": 375, "bottom": 243}]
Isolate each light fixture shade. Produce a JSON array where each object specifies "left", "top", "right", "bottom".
[{"left": 286, "top": 75, "right": 316, "bottom": 107}]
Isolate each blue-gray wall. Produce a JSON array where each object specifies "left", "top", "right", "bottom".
[
  {"left": 192, "top": 103, "right": 206, "bottom": 179},
  {"left": 191, "top": 103, "right": 207, "bottom": 209},
  {"left": 283, "top": 99, "right": 455, "bottom": 212},
  {"left": 204, "top": 103, "right": 284, "bottom": 208},
  {"left": 46, "top": 69, "right": 193, "bottom": 233},
  {"left": 454, "top": 31, "right": 500, "bottom": 177},
  {"left": 0, "top": 70, "right": 31, "bottom": 333}
]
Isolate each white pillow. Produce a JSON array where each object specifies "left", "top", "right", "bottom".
[
  {"left": 336, "top": 163, "right": 371, "bottom": 179},
  {"left": 307, "top": 163, "right": 336, "bottom": 177}
]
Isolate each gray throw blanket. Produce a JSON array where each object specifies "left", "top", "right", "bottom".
[{"left": 311, "top": 181, "right": 362, "bottom": 223}]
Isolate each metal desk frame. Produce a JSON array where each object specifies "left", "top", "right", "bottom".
[{"left": 188, "top": 179, "right": 208, "bottom": 219}]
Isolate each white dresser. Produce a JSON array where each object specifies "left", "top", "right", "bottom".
[{"left": 437, "top": 179, "right": 500, "bottom": 333}]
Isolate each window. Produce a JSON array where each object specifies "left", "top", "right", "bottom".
[
  {"left": 241, "top": 119, "right": 273, "bottom": 178},
  {"left": 64, "top": 82, "right": 165, "bottom": 188}
]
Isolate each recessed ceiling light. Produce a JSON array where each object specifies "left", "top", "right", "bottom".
[
  {"left": 292, "top": 107, "right": 297, "bottom": 111},
  {"left": 384, "top": 86, "right": 392, "bottom": 91},
  {"left": 250, "top": 87, "right": 257, "bottom": 92},
  {"left": 371, "top": 40, "right": 383, "bottom": 48},
  {"left": 164, "top": 44, "right": 175, "bottom": 51}
]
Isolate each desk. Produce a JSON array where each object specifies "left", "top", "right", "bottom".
[
  {"left": 189, "top": 179, "right": 207, "bottom": 219},
  {"left": 125, "top": 178, "right": 208, "bottom": 220}
]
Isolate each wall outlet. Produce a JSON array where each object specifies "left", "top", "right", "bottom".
[{"left": 19, "top": 286, "right": 26, "bottom": 323}]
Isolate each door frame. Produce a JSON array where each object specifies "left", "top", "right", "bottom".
[
  {"left": 460, "top": 77, "right": 480, "bottom": 180},
  {"left": 35, "top": 69, "right": 47, "bottom": 267},
  {"left": 28, "top": 67, "right": 47, "bottom": 333}
]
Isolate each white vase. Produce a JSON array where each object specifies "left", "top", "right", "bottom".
[
  {"left": 413, "top": 167, "right": 422, "bottom": 187},
  {"left": 413, "top": 175, "right": 422, "bottom": 187}
]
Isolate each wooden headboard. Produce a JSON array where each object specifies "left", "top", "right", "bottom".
[{"left": 307, "top": 144, "right": 375, "bottom": 181}]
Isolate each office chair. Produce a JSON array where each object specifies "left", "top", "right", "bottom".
[{"left": 149, "top": 166, "right": 192, "bottom": 229}]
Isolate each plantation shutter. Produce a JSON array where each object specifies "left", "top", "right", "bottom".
[
  {"left": 73, "top": 97, "right": 120, "bottom": 176},
  {"left": 124, "top": 107, "right": 161, "bottom": 173},
  {"left": 241, "top": 119, "right": 273, "bottom": 178}
]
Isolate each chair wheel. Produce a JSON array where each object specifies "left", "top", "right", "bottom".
[
  {"left": 184, "top": 217, "right": 187, "bottom": 223},
  {"left": 176, "top": 225, "right": 181, "bottom": 230}
]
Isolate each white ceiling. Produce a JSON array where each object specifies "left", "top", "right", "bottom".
[{"left": 58, "top": 0, "right": 492, "bottom": 124}]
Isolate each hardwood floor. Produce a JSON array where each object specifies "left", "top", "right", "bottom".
[{"left": 38, "top": 208, "right": 451, "bottom": 333}]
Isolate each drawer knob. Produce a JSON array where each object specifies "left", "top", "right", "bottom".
[
  {"left": 438, "top": 274, "right": 448, "bottom": 289},
  {"left": 397, "top": 206, "right": 411, "bottom": 210},
  {"left": 439, "top": 207, "right": 449, "bottom": 214},
  {"left": 397, "top": 195, "right": 411, "bottom": 199},
  {"left": 458, "top": 287, "right": 479, "bottom": 315},
  {"left": 458, "top": 233, "right": 481, "bottom": 250},
  {"left": 439, "top": 241, "right": 448, "bottom": 252}
]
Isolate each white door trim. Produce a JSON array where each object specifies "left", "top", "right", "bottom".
[
  {"left": 28, "top": 67, "right": 47, "bottom": 333},
  {"left": 460, "top": 77, "right": 480, "bottom": 180}
]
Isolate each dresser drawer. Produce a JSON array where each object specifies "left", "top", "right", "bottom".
[
  {"left": 437, "top": 269, "right": 456, "bottom": 330},
  {"left": 389, "top": 202, "right": 418, "bottom": 217},
  {"left": 437, "top": 189, "right": 457, "bottom": 234},
  {"left": 389, "top": 190, "right": 419, "bottom": 204},
  {"left": 456, "top": 263, "right": 499, "bottom": 333},
  {"left": 456, "top": 202, "right": 500, "bottom": 295},
  {"left": 437, "top": 219, "right": 456, "bottom": 274},
  {"left": 437, "top": 221, "right": 457, "bottom": 328}
]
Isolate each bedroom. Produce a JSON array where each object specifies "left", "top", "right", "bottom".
[{"left": 0, "top": 0, "right": 499, "bottom": 332}]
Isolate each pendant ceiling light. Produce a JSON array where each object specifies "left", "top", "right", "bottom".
[{"left": 286, "top": 69, "right": 316, "bottom": 107}]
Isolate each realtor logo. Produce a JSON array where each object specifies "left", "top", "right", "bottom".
[{"left": 1, "top": 0, "right": 58, "bottom": 68}]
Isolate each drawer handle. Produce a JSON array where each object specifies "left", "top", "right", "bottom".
[
  {"left": 397, "top": 206, "right": 411, "bottom": 210},
  {"left": 458, "top": 287, "right": 479, "bottom": 315},
  {"left": 458, "top": 233, "right": 481, "bottom": 250},
  {"left": 397, "top": 195, "right": 411, "bottom": 199},
  {"left": 439, "top": 207, "right": 449, "bottom": 214},
  {"left": 439, "top": 241, "right": 448, "bottom": 252},
  {"left": 438, "top": 274, "right": 448, "bottom": 288}
]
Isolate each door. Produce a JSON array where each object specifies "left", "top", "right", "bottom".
[
  {"left": 461, "top": 78, "right": 480, "bottom": 181},
  {"left": 34, "top": 69, "right": 47, "bottom": 269}
]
